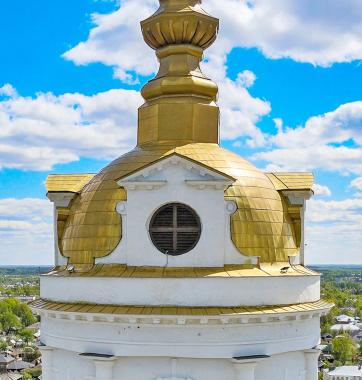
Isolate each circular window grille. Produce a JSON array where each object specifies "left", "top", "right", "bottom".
[{"left": 149, "top": 203, "right": 201, "bottom": 256}]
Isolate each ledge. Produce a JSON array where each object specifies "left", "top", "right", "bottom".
[
  {"left": 43, "top": 264, "right": 319, "bottom": 278},
  {"left": 30, "top": 299, "right": 333, "bottom": 326}
]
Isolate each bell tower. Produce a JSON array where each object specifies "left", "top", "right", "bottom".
[
  {"left": 138, "top": 0, "right": 220, "bottom": 145},
  {"left": 34, "top": 2, "right": 332, "bottom": 380}
]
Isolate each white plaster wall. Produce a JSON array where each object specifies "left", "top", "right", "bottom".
[
  {"left": 53, "top": 206, "right": 68, "bottom": 267},
  {"left": 40, "top": 274, "right": 320, "bottom": 306},
  {"left": 44, "top": 348, "right": 315, "bottom": 380},
  {"left": 97, "top": 157, "right": 254, "bottom": 267},
  {"left": 40, "top": 314, "right": 320, "bottom": 359},
  {"left": 255, "top": 351, "right": 310, "bottom": 380}
]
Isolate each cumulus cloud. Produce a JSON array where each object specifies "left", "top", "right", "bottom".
[
  {"left": 253, "top": 102, "right": 362, "bottom": 175},
  {"left": 351, "top": 177, "right": 362, "bottom": 190},
  {"left": 0, "top": 86, "right": 142, "bottom": 170},
  {"left": 305, "top": 196, "right": 362, "bottom": 264},
  {"left": 218, "top": 73, "right": 270, "bottom": 144},
  {"left": 64, "top": 0, "right": 362, "bottom": 82},
  {"left": 0, "top": 80, "right": 270, "bottom": 170},
  {"left": 63, "top": 0, "right": 158, "bottom": 83},
  {"left": 62, "top": 0, "right": 362, "bottom": 149},
  {"left": 312, "top": 184, "right": 331, "bottom": 197},
  {"left": 205, "top": 0, "right": 362, "bottom": 67},
  {"left": 0, "top": 198, "right": 53, "bottom": 265},
  {"left": 64, "top": 1, "right": 272, "bottom": 147}
]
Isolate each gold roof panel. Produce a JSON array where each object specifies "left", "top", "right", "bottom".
[
  {"left": 30, "top": 298, "right": 332, "bottom": 317},
  {"left": 57, "top": 143, "right": 304, "bottom": 265},
  {"left": 266, "top": 172, "right": 314, "bottom": 191},
  {"left": 45, "top": 264, "right": 319, "bottom": 278},
  {"left": 46, "top": 174, "right": 96, "bottom": 193}
]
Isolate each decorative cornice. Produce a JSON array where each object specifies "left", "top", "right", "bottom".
[
  {"left": 185, "top": 180, "right": 232, "bottom": 190},
  {"left": 47, "top": 192, "right": 76, "bottom": 208},
  {"left": 31, "top": 299, "right": 333, "bottom": 327},
  {"left": 282, "top": 190, "right": 313, "bottom": 205},
  {"left": 118, "top": 180, "right": 167, "bottom": 191}
]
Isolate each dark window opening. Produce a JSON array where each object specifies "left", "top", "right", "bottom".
[{"left": 149, "top": 203, "right": 201, "bottom": 256}]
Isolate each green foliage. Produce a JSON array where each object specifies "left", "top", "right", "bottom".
[
  {"left": 314, "top": 266, "right": 362, "bottom": 367},
  {"left": 0, "top": 339, "right": 8, "bottom": 350},
  {"left": 22, "top": 367, "right": 42, "bottom": 378},
  {"left": 0, "top": 310, "right": 21, "bottom": 333},
  {"left": 22, "top": 346, "right": 41, "bottom": 362},
  {"left": 332, "top": 334, "right": 356, "bottom": 364},
  {"left": 357, "top": 342, "right": 362, "bottom": 357},
  {"left": 0, "top": 298, "right": 36, "bottom": 334},
  {"left": 317, "top": 267, "right": 362, "bottom": 333},
  {"left": 17, "top": 328, "right": 34, "bottom": 344},
  {"left": 22, "top": 371, "right": 33, "bottom": 380}
]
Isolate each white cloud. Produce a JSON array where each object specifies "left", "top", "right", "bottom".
[
  {"left": 312, "top": 184, "right": 331, "bottom": 197},
  {"left": 0, "top": 198, "right": 53, "bottom": 265},
  {"left": 62, "top": 0, "right": 362, "bottom": 149},
  {"left": 0, "top": 84, "right": 17, "bottom": 98},
  {"left": 0, "top": 86, "right": 142, "bottom": 170},
  {"left": 63, "top": 0, "right": 158, "bottom": 82},
  {"left": 270, "top": 101, "right": 362, "bottom": 148},
  {"left": 308, "top": 198, "right": 362, "bottom": 223},
  {"left": 65, "top": 0, "right": 362, "bottom": 84},
  {"left": 218, "top": 74, "right": 270, "bottom": 144},
  {"left": 351, "top": 177, "right": 362, "bottom": 190},
  {"left": 305, "top": 197, "right": 362, "bottom": 264},
  {"left": 253, "top": 102, "right": 362, "bottom": 175},
  {"left": 65, "top": 1, "right": 272, "bottom": 147},
  {"left": 0, "top": 80, "right": 270, "bottom": 170},
  {"left": 204, "top": 0, "right": 362, "bottom": 67}
]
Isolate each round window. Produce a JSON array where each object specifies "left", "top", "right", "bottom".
[{"left": 149, "top": 203, "right": 201, "bottom": 256}]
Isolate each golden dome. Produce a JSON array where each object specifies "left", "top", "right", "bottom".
[
  {"left": 59, "top": 142, "right": 300, "bottom": 265},
  {"left": 48, "top": 0, "right": 311, "bottom": 267}
]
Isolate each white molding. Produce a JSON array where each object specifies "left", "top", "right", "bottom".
[
  {"left": 117, "top": 155, "right": 233, "bottom": 184},
  {"left": 185, "top": 180, "right": 232, "bottom": 190},
  {"left": 118, "top": 180, "right": 167, "bottom": 191},
  {"left": 47, "top": 192, "right": 76, "bottom": 208},
  {"left": 282, "top": 190, "right": 313, "bottom": 205},
  {"left": 116, "top": 201, "right": 127, "bottom": 215},
  {"left": 225, "top": 201, "right": 238, "bottom": 215},
  {"left": 31, "top": 305, "right": 330, "bottom": 327}
]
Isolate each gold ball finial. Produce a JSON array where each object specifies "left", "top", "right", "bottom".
[{"left": 141, "top": 0, "right": 218, "bottom": 51}]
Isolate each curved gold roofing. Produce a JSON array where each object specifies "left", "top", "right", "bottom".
[
  {"left": 48, "top": 1, "right": 313, "bottom": 266},
  {"left": 45, "top": 264, "right": 319, "bottom": 278},
  {"left": 30, "top": 298, "right": 332, "bottom": 317},
  {"left": 60, "top": 142, "right": 300, "bottom": 264}
]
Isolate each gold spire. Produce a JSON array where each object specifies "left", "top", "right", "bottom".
[{"left": 138, "top": 0, "right": 220, "bottom": 146}]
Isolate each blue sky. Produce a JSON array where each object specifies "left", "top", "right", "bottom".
[{"left": 0, "top": 0, "right": 361, "bottom": 265}]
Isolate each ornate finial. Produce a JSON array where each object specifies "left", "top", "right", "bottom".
[
  {"left": 137, "top": 0, "right": 220, "bottom": 146},
  {"left": 141, "top": 0, "right": 218, "bottom": 51}
]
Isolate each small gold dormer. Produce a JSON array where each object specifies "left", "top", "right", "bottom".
[{"left": 46, "top": 174, "right": 95, "bottom": 249}]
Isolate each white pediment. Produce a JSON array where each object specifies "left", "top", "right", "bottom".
[{"left": 117, "top": 155, "right": 234, "bottom": 190}]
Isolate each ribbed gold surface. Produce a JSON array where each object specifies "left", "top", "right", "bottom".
[
  {"left": 266, "top": 173, "right": 314, "bottom": 191},
  {"left": 51, "top": 1, "right": 315, "bottom": 267},
  {"left": 141, "top": 1, "right": 218, "bottom": 51},
  {"left": 46, "top": 174, "right": 95, "bottom": 193},
  {"left": 60, "top": 142, "right": 306, "bottom": 264},
  {"left": 30, "top": 298, "right": 332, "bottom": 317},
  {"left": 45, "top": 264, "right": 318, "bottom": 278}
]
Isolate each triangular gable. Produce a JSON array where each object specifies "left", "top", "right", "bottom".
[{"left": 116, "top": 152, "right": 236, "bottom": 183}]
